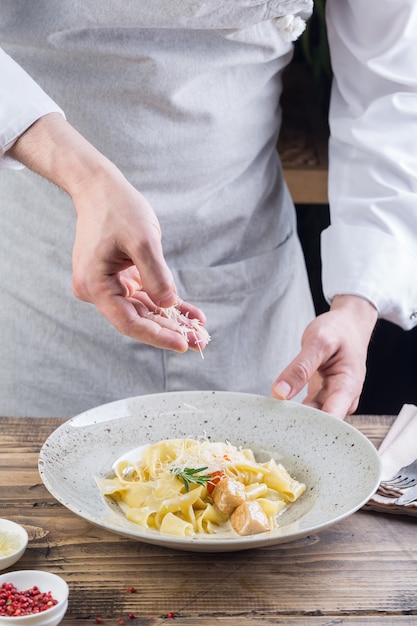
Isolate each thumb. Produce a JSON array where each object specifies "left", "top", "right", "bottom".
[
  {"left": 271, "top": 349, "right": 321, "bottom": 401},
  {"left": 138, "top": 253, "right": 178, "bottom": 309},
  {"left": 128, "top": 226, "right": 178, "bottom": 309}
]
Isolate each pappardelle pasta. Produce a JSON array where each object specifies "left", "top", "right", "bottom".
[{"left": 96, "top": 439, "right": 306, "bottom": 538}]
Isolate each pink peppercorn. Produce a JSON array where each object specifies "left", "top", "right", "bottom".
[{"left": 0, "top": 582, "right": 58, "bottom": 617}]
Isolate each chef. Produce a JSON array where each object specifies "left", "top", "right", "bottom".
[{"left": 0, "top": 1, "right": 415, "bottom": 418}]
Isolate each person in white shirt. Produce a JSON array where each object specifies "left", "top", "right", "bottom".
[{"left": 0, "top": 1, "right": 415, "bottom": 419}]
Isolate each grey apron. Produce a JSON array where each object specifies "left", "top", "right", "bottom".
[{"left": 0, "top": 0, "right": 315, "bottom": 416}]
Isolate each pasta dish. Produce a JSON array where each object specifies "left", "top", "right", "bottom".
[{"left": 96, "top": 438, "right": 306, "bottom": 538}]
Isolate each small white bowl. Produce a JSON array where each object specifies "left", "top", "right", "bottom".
[
  {"left": 0, "top": 570, "right": 69, "bottom": 626},
  {"left": 0, "top": 520, "right": 28, "bottom": 571}
]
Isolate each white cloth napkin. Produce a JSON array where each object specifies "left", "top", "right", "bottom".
[{"left": 364, "top": 404, "right": 417, "bottom": 516}]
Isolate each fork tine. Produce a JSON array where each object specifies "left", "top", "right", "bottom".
[
  {"left": 383, "top": 472, "right": 417, "bottom": 487},
  {"left": 385, "top": 476, "right": 417, "bottom": 488},
  {"left": 381, "top": 458, "right": 417, "bottom": 487}
]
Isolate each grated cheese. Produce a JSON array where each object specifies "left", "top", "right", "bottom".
[
  {"left": 0, "top": 530, "right": 22, "bottom": 557},
  {"left": 155, "top": 305, "right": 211, "bottom": 358},
  {"left": 165, "top": 439, "right": 247, "bottom": 475}
]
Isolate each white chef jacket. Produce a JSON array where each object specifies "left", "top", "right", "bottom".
[
  {"left": 322, "top": 0, "right": 417, "bottom": 330},
  {"left": 1, "top": 0, "right": 417, "bottom": 331}
]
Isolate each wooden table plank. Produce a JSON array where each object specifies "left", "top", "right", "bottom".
[
  {"left": 347, "top": 413, "right": 395, "bottom": 448},
  {"left": 1, "top": 415, "right": 417, "bottom": 625},
  {"left": 141, "top": 620, "right": 417, "bottom": 626}
]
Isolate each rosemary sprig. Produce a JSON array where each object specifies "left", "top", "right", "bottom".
[{"left": 172, "top": 466, "right": 212, "bottom": 492}]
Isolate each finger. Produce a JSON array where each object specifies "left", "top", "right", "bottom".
[
  {"left": 126, "top": 221, "right": 178, "bottom": 309},
  {"left": 152, "top": 300, "right": 210, "bottom": 352},
  {"left": 303, "top": 373, "right": 360, "bottom": 419},
  {"left": 176, "top": 297, "right": 207, "bottom": 325},
  {"left": 118, "top": 267, "right": 143, "bottom": 297},
  {"left": 322, "top": 395, "right": 360, "bottom": 419},
  {"left": 140, "top": 261, "right": 178, "bottom": 309},
  {"left": 126, "top": 292, "right": 209, "bottom": 352},
  {"left": 130, "top": 289, "right": 161, "bottom": 311},
  {"left": 271, "top": 349, "right": 323, "bottom": 402},
  {"left": 96, "top": 295, "right": 189, "bottom": 352},
  {"left": 304, "top": 390, "right": 360, "bottom": 419}
]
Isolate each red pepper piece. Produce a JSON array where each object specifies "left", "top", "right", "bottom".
[{"left": 207, "top": 470, "right": 225, "bottom": 494}]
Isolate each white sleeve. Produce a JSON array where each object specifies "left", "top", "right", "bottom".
[
  {"left": 0, "top": 47, "right": 65, "bottom": 169},
  {"left": 321, "top": 0, "right": 417, "bottom": 330}
]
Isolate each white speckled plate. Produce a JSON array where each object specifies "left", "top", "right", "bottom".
[{"left": 38, "top": 391, "right": 381, "bottom": 552}]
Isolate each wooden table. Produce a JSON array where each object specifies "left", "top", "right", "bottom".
[{"left": 1, "top": 415, "right": 416, "bottom": 625}]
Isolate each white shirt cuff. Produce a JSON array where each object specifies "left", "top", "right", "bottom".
[
  {"left": 321, "top": 223, "right": 417, "bottom": 330},
  {"left": 0, "top": 48, "right": 65, "bottom": 169}
]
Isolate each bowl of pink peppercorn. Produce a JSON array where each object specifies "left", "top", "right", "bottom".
[{"left": 0, "top": 570, "right": 69, "bottom": 626}]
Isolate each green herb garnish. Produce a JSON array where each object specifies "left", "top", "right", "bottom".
[{"left": 172, "top": 466, "right": 212, "bottom": 492}]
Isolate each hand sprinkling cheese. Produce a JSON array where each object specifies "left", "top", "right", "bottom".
[{"left": 155, "top": 305, "right": 211, "bottom": 358}]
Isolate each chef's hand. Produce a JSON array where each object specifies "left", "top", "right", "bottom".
[
  {"left": 71, "top": 169, "right": 208, "bottom": 352},
  {"left": 271, "top": 295, "right": 378, "bottom": 418},
  {"left": 7, "top": 113, "right": 208, "bottom": 352}
]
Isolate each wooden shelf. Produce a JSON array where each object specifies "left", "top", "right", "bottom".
[{"left": 278, "top": 62, "right": 329, "bottom": 205}]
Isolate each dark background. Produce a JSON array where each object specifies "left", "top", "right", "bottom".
[{"left": 296, "top": 203, "right": 417, "bottom": 416}]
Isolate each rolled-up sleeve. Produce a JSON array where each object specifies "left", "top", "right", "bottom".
[
  {"left": 322, "top": 0, "right": 417, "bottom": 329},
  {"left": 0, "top": 47, "right": 64, "bottom": 169}
]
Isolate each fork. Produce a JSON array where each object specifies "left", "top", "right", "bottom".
[
  {"left": 381, "top": 458, "right": 417, "bottom": 488},
  {"left": 395, "top": 483, "right": 417, "bottom": 506}
]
